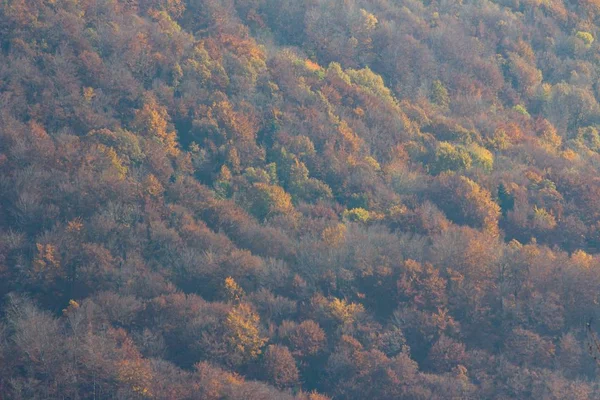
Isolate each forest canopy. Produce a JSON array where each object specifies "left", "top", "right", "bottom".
[{"left": 3, "top": 0, "right": 600, "bottom": 398}]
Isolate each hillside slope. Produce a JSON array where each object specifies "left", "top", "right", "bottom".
[{"left": 2, "top": 0, "right": 600, "bottom": 398}]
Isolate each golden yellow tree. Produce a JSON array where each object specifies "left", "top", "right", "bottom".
[
  {"left": 223, "top": 276, "right": 245, "bottom": 303},
  {"left": 327, "top": 298, "right": 364, "bottom": 325},
  {"left": 246, "top": 183, "right": 295, "bottom": 221},
  {"left": 224, "top": 303, "right": 267, "bottom": 366},
  {"left": 133, "top": 97, "right": 180, "bottom": 157}
]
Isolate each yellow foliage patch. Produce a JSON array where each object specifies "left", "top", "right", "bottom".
[{"left": 327, "top": 298, "right": 364, "bottom": 325}]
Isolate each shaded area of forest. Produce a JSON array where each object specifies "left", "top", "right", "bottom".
[{"left": 3, "top": 0, "right": 600, "bottom": 398}]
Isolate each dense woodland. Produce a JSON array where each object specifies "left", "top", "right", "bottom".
[{"left": 5, "top": 0, "right": 600, "bottom": 398}]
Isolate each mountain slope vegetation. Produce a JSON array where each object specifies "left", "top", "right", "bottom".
[{"left": 2, "top": 0, "right": 600, "bottom": 398}]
